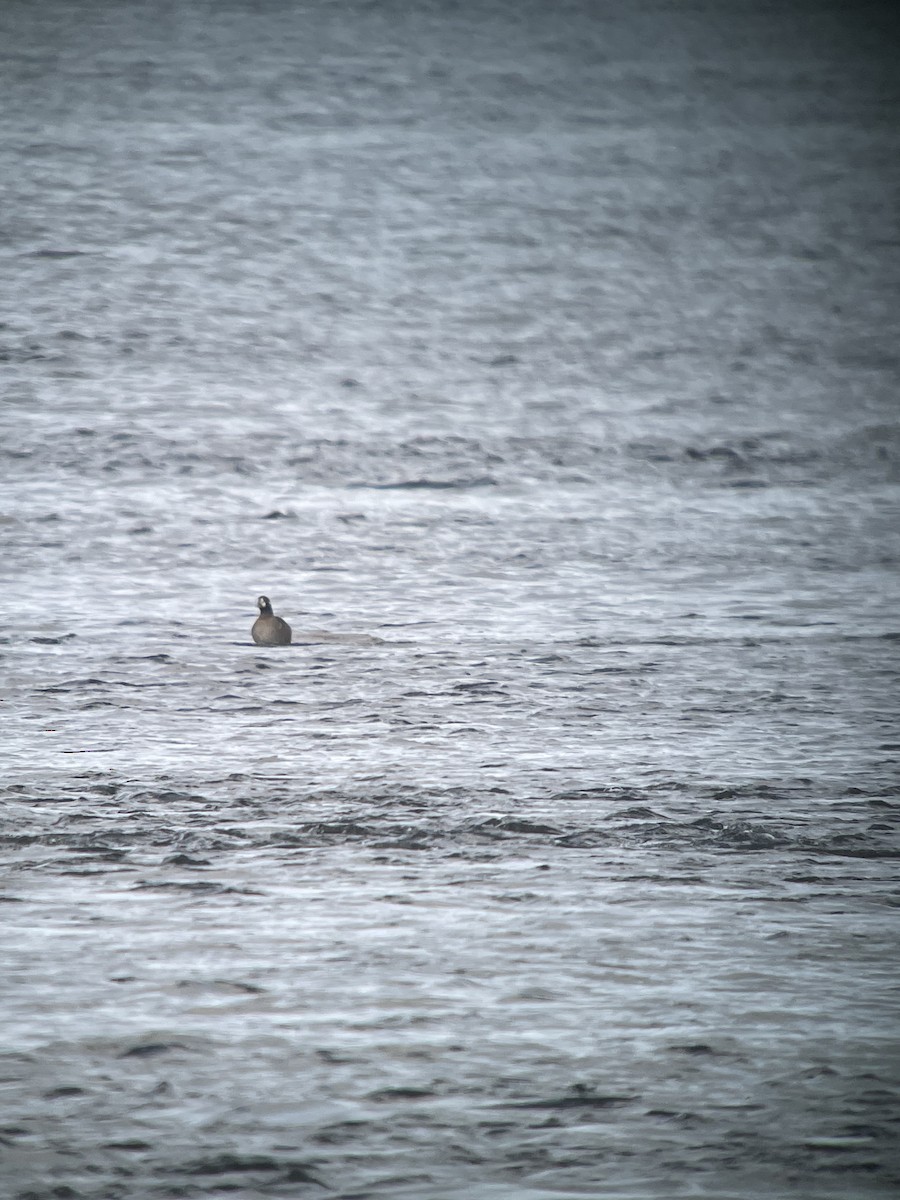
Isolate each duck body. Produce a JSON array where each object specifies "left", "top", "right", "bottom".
[{"left": 251, "top": 595, "right": 292, "bottom": 646}]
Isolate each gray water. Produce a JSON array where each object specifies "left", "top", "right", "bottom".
[{"left": 1, "top": 1, "right": 899, "bottom": 1197}]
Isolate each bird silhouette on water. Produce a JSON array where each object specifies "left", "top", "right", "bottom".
[{"left": 251, "top": 595, "right": 292, "bottom": 646}]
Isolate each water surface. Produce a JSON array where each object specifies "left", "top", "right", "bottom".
[{"left": 1, "top": 1, "right": 898, "bottom": 1197}]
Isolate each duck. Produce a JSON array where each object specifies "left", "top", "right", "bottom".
[{"left": 251, "top": 595, "right": 292, "bottom": 646}]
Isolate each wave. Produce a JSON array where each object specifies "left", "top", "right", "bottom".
[{"left": 2, "top": 424, "right": 898, "bottom": 492}]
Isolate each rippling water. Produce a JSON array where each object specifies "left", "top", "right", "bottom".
[{"left": 2, "top": 1, "right": 899, "bottom": 1197}]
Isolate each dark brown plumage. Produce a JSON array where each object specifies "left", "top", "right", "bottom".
[{"left": 251, "top": 595, "right": 292, "bottom": 646}]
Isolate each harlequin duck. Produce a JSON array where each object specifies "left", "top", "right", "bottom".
[{"left": 251, "top": 595, "right": 292, "bottom": 646}]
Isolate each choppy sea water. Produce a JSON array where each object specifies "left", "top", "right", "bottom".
[{"left": 1, "top": 1, "right": 899, "bottom": 1197}]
